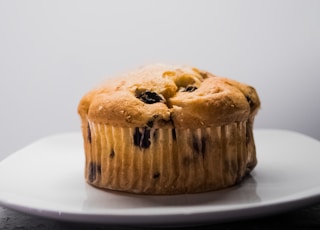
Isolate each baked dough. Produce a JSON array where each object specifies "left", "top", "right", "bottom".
[
  {"left": 78, "top": 64, "right": 261, "bottom": 194},
  {"left": 79, "top": 64, "right": 259, "bottom": 128}
]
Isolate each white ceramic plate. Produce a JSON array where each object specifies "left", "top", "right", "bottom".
[{"left": 0, "top": 130, "right": 320, "bottom": 226}]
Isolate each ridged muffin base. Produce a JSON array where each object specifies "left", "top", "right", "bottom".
[{"left": 81, "top": 120, "right": 257, "bottom": 194}]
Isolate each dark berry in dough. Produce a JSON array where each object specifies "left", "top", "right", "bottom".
[
  {"left": 133, "top": 127, "right": 151, "bottom": 149},
  {"left": 192, "top": 135, "right": 206, "bottom": 155},
  {"left": 88, "top": 162, "right": 101, "bottom": 182},
  {"left": 87, "top": 123, "right": 92, "bottom": 143},
  {"left": 146, "top": 119, "right": 154, "bottom": 128},
  {"left": 153, "top": 172, "right": 160, "bottom": 179},
  {"left": 172, "top": 129, "right": 177, "bottom": 141},
  {"left": 137, "top": 91, "right": 164, "bottom": 104},
  {"left": 184, "top": 85, "right": 198, "bottom": 92},
  {"left": 110, "top": 149, "right": 115, "bottom": 158}
]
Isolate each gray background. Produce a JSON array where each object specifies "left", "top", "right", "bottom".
[{"left": 1, "top": 0, "right": 319, "bottom": 160}]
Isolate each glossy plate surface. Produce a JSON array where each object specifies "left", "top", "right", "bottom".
[{"left": 0, "top": 130, "right": 320, "bottom": 225}]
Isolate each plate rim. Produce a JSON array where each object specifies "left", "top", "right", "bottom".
[{"left": 1, "top": 189, "right": 320, "bottom": 225}]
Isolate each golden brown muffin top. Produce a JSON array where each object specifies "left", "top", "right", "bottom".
[{"left": 78, "top": 64, "right": 260, "bottom": 128}]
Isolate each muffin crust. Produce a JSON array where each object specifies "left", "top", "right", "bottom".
[{"left": 78, "top": 64, "right": 260, "bottom": 129}]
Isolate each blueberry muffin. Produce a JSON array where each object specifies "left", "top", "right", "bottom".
[{"left": 78, "top": 64, "right": 260, "bottom": 194}]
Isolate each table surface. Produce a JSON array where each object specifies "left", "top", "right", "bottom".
[{"left": 1, "top": 203, "right": 320, "bottom": 230}]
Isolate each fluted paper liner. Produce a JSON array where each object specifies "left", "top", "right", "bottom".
[{"left": 82, "top": 120, "right": 257, "bottom": 194}]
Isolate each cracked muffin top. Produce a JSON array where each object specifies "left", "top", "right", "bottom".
[{"left": 78, "top": 64, "right": 260, "bottom": 129}]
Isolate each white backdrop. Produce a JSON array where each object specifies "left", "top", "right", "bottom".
[{"left": 1, "top": 0, "right": 319, "bottom": 160}]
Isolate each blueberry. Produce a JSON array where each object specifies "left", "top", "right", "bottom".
[
  {"left": 110, "top": 149, "right": 115, "bottom": 158},
  {"left": 153, "top": 129, "right": 158, "bottom": 141},
  {"left": 133, "top": 128, "right": 142, "bottom": 147},
  {"left": 153, "top": 172, "right": 160, "bottom": 179},
  {"left": 133, "top": 127, "right": 151, "bottom": 149},
  {"left": 146, "top": 120, "right": 154, "bottom": 128},
  {"left": 192, "top": 137, "right": 200, "bottom": 153},
  {"left": 87, "top": 123, "right": 92, "bottom": 144},
  {"left": 137, "top": 91, "right": 164, "bottom": 104},
  {"left": 192, "top": 135, "right": 206, "bottom": 155},
  {"left": 172, "top": 129, "right": 177, "bottom": 141},
  {"left": 246, "top": 95, "right": 252, "bottom": 105},
  {"left": 184, "top": 85, "right": 198, "bottom": 92},
  {"left": 88, "top": 162, "right": 101, "bottom": 182}
]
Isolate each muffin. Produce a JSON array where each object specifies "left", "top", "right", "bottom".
[{"left": 78, "top": 64, "right": 260, "bottom": 194}]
